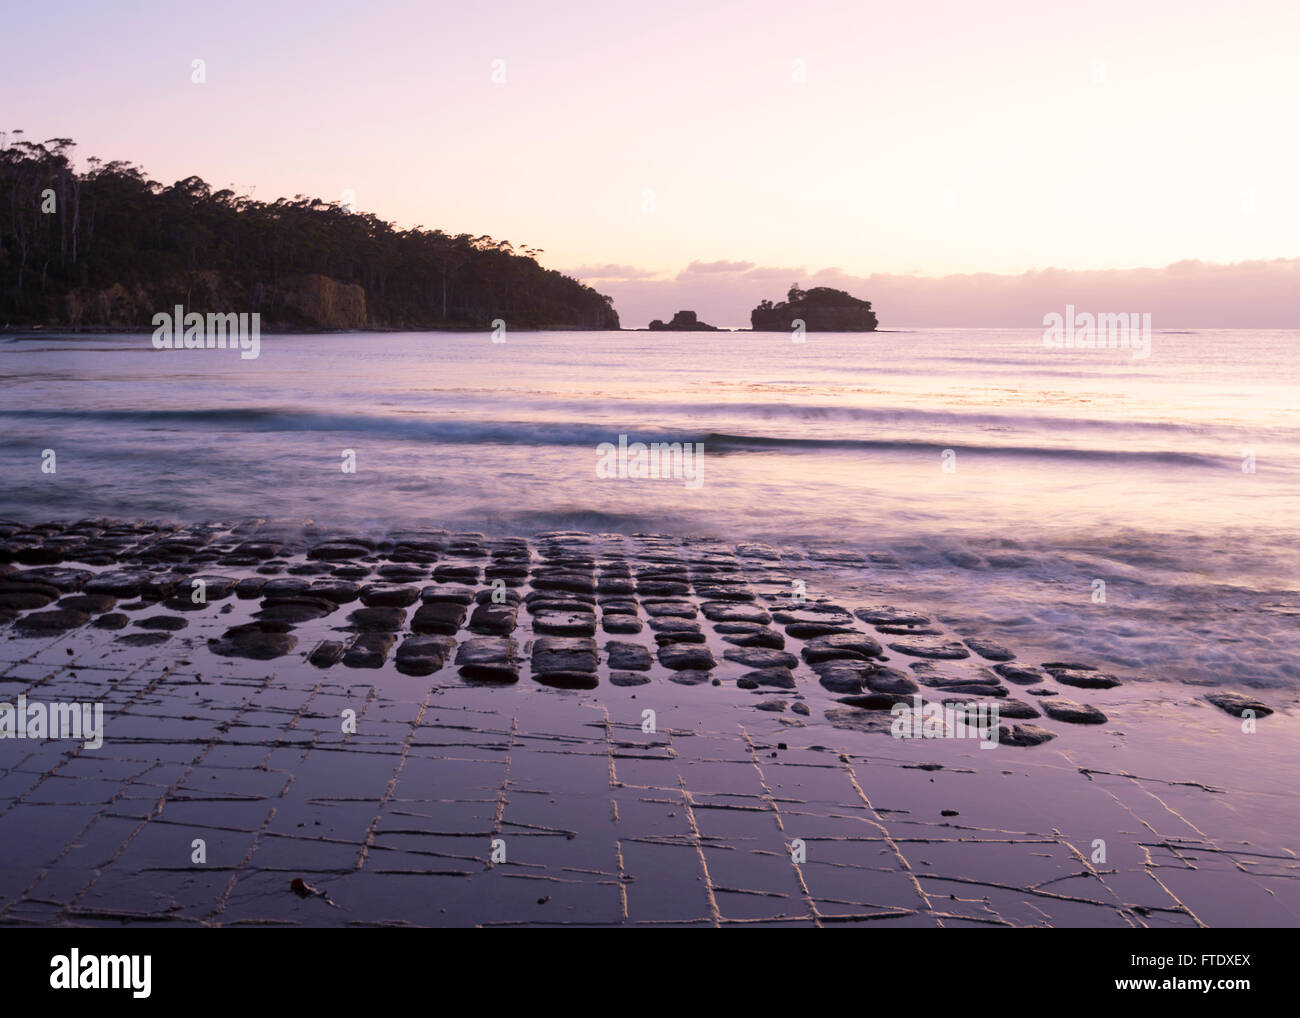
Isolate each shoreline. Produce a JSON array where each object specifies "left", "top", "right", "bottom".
[{"left": 1, "top": 518, "right": 1295, "bottom": 926}]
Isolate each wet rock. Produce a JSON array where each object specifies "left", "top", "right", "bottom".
[
  {"left": 534, "top": 610, "right": 597, "bottom": 637},
  {"left": 210, "top": 623, "right": 298, "bottom": 659},
  {"left": 720, "top": 627, "right": 785, "bottom": 651},
  {"left": 642, "top": 599, "right": 697, "bottom": 619},
  {"left": 117, "top": 631, "right": 173, "bottom": 647},
  {"left": 135, "top": 615, "right": 188, "bottom": 631},
  {"left": 534, "top": 670, "right": 599, "bottom": 690},
  {"left": 15, "top": 608, "right": 91, "bottom": 632},
  {"left": 813, "top": 660, "right": 870, "bottom": 694},
  {"left": 526, "top": 595, "right": 595, "bottom": 614},
  {"left": 609, "top": 670, "right": 651, "bottom": 687},
  {"left": 886, "top": 639, "right": 971, "bottom": 660},
  {"left": 0, "top": 579, "right": 62, "bottom": 610},
  {"left": 964, "top": 638, "right": 1015, "bottom": 662},
  {"left": 668, "top": 669, "right": 713, "bottom": 686},
  {"left": 83, "top": 570, "right": 155, "bottom": 598},
  {"left": 992, "top": 698, "right": 1040, "bottom": 720},
  {"left": 308, "top": 640, "right": 347, "bottom": 668},
  {"left": 411, "top": 602, "right": 465, "bottom": 635},
  {"left": 395, "top": 634, "right": 455, "bottom": 675},
  {"left": 694, "top": 584, "right": 756, "bottom": 602},
  {"left": 874, "top": 624, "right": 943, "bottom": 636},
  {"left": 838, "top": 692, "right": 911, "bottom": 710},
  {"left": 476, "top": 587, "right": 523, "bottom": 607},
  {"left": 359, "top": 583, "right": 421, "bottom": 608},
  {"left": 349, "top": 606, "right": 410, "bottom": 632},
  {"left": 723, "top": 646, "right": 799, "bottom": 670},
  {"left": 700, "top": 602, "right": 771, "bottom": 624},
  {"left": 306, "top": 579, "right": 362, "bottom": 604},
  {"left": 234, "top": 576, "right": 269, "bottom": 599},
  {"left": 92, "top": 612, "right": 129, "bottom": 630},
  {"left": 433, "top": 563, "right": 481, "bottom": 583},
  {"left": 343, "top": 632, "right": 397, "bottom": 668},
  {"left": 602, "top": 615, "right": 643, "bottom": 634},
  {"left": 864, "top": 667, "right": 920, "bottom": 695},
  {"left": 998, "top": 723, "right": 1057, "bottom": 747},
  {"left": 420, "top": 584, "right": 476, "bottom": 605},
  {"left": 469, "top": 603, "right": 517, "bottom": 635},
  {"left": 791, "top": 701, "right": 811, "bottom": 716},
  {"left": 993, "top": 663, "right": 1043, "bottom": 685},
  {"left": 606, "top": 641, "right": 652, "bottom": 671},
  {"left": 455, "top": 637, "right": 520, "bottom": 681},
  {"left": 658, "top": 643, "right": 716, "bottom": 671},
  {"left": 1045, "top": 664, "right": 1122, "bottom": 689},
  {"left": 533, "top": 636, "right": 599, "bottom": 674},
  {"left": 535, "top": 572, "right": 596, "bottom": 595},
  {"left": 256, "top": 596, "right": 338, "bottom": 624},
  {"left": 262, "top": 577, "right": 311, "bottom": 597},
  {"left": 784, "top": 622, "right": 854, "bottom": 639},
  {"left": 772, "top": 607, "right": 855, "bottom": 627},
  {"left": 741, "top": 667, "right": 796, "bottom": 689},
  {"left": 801, "top": 632, "right": 883, "bottom": 663},
  {"left": 936, "top": 681, "right": 1008, "bottom": 697},
  {"left": 1204, "top": 692, "right": 1273, "bottom": 718},
  {"left": 854, "top": 606, "right": 931, "bottom": 627},
  {"left": 59, "top": 593, "right": 117, "bottom": 614},
  {"left": 754, "top": 699, "right": 786, "bottom": 712},
  {"left": 332, "top": 564, "right": 371, "bottom": 580},
  {"left": 14, "top": 567, "right": 92, "bottom": 592},
  {"left": 824, "top": 705, "right": 898, "bottom": 735},
  {"left": 307, "top": 540, "right": 374, "bottom": 560},
  {"left": 637, "top": 580, "right": 690, "bottom": 597},
  {"left": 1039, "top": 698, "right": 1108, "bottom": 724}
]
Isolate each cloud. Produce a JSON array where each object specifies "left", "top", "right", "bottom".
[
  {"left": 590, "top": 258, "right": 1300, "bottom": 329},
  {"left": 565, "top": 264, "right": 663, "bottom": 281},
  {"left": 676, "top": 259, "right": 756, "bottom": 276}
]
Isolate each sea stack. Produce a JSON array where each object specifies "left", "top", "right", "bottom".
[
  {"left": 648, "top": 310, "right": 721, "bottom": 331},
  {"left": 751, "top": 285, "right": 878, "bottom": 331}
]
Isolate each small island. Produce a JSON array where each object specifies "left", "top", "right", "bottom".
[
  {"left": 648, "top": 310, "right": 722, "bottom": 331},
  {"left": 751, "top": 285, "right": 878, "bottom": 331}
]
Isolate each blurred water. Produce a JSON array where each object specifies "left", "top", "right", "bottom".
[{"left": 2, "top": 327, "right": 1297, "bottom": 685}]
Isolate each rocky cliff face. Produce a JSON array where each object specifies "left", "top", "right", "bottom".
[
  {"left": 751, "top": 287, "right": 878, "bottom": 331},
  {"left": 59, "top": 271, "right": 368, "bottom": 331},
  {"left": 277, "top": 274, "right": 368, "bottom": 329}
]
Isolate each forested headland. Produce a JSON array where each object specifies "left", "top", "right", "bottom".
[{"left": 0, "top": 134, "right": 619, "bottom": 331}]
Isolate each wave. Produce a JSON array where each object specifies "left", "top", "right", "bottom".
[{"left": 0, "top": 407, "right": 1242, "bottom": 467}]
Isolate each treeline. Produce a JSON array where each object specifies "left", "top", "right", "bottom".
[{"left": 0, "top": 134, "right": 619, "bottom": 329}]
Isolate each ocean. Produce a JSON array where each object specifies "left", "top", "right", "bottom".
[{"left": 2, "top": 327, "right": 1297, "bottom": 687}]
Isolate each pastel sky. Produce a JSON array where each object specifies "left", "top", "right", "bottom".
[{"left": 5, "top": 0, "right": 1298, "bottom": 324}]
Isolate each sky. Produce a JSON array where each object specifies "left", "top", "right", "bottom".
[{"left": 4, "top": 0, "right": 1299, "bottom": 326}]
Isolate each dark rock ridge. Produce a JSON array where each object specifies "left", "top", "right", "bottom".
[
  {"left": 751, "top": 285, "right": 878, "bottom": 331},
  {"left": 647, "top": 310, "right": 721, "bottom": 331}
]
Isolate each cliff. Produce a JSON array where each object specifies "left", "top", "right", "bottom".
[
  {"left": 751, "top": 286, "right": 878, "bottom": 331},
  {"left": 60, "top": 272, "right": 368, "bottom": 331}
]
